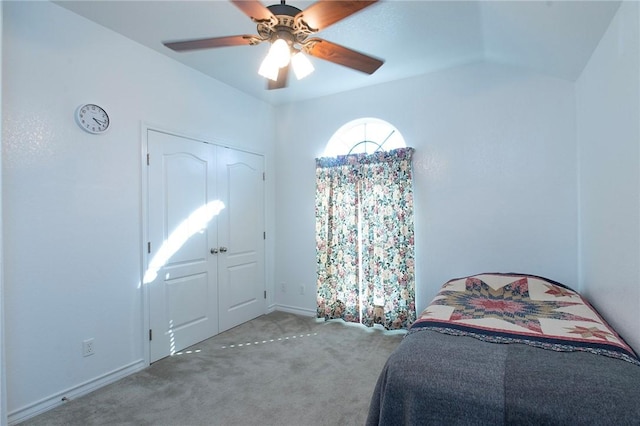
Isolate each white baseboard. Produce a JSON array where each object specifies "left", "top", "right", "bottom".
[
  {"left": 274, "top": 304, "right": 316, "bottom": 317},
  {"left": 8, "top": 359, "right": 146, "bottom": 425}
]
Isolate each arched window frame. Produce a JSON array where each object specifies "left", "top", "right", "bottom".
[{"left": 323, "top": 117, "right": 406, "bottom": 157}]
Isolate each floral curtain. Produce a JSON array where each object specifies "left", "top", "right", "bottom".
[{"left": 315, "top": 147, "right": 416, "bottom": 330}]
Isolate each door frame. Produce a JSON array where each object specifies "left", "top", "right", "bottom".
[{"left": 140, "top": 124, "right": 267, "bottom": 365}]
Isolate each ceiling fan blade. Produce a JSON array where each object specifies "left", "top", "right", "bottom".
[
  {"left": 231, "top": 0, "right": 276, "bottom": 22},
  {"left": 267, "top": 65, "right": 289, "bottom": 90},
  {"left": 297, "top": 0, "right": 377, "bottom": 31},
  {"left": 305, "top": 38, "right": 383, "bottom": 75},
  {"left": 164, "top": 35, "right": 256, "bottom": 52}
]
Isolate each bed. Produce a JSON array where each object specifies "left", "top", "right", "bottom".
[{"left": 366, "top": 273, "right": 640, "bottom": 425}]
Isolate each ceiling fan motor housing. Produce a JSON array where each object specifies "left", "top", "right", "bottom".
[
  {"left": 259, "top": 3, "right": 313, "bottom": 46},
  {"left": 267, "top": 3, "right": 300, "bottom": 17}
]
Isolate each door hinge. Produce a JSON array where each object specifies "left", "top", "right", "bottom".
[
  {"left": 149, "top": 329, "right": 153, "bottom": 341},
  {"left": 147, "top": 242, "right": 151, "bottom": 253},
  {"left": 262, "top": 172, "right": 265, "bottom": 181},
  {"left": 147, "top": 153, "right": 150, "bottom": 165},
  {"left": 264, "top": 290, "right": 267, "bottom": 299},
  {"left": 263, "top": 231, "right": 266, "bottom": 240}
]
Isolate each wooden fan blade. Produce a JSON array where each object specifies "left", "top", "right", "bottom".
[
  {"left": 297, "top": 0, "right": 377, "bottom": 31},
  {"left": 305, "top": 38, "right": 383, "bottom": 74},
  {"left": 231, "top": 0, "right": 275, "bottom": 22},
  {"left": 267, "top": 65, "right": 289, "bottom": 90},
  {"left": 164, "top": 35, "right": 256, "bottom": 51}
]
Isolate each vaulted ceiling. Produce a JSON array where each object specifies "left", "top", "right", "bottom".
[{"left": 55, "top": 1, "right": 621, "bottom": 105}]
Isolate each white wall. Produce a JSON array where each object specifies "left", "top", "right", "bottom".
[
  {"left": 0, "top": 2, "right": 6, "bottom": 424},
  {"left": 577, "top": 1, "right": 640, "bottom": 352},
  {"left": 274, "top": 61, "right": 578, "bottom": 317},
  {"left": 3, "top": 0, "right": 637, "bottom": 423},
  {"left": 2, "top": 1, "right": 275, "bottom": 422}
]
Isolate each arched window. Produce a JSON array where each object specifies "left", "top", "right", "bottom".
[{"left": 323, "top": 118, "right": 406, "bottom": 157}]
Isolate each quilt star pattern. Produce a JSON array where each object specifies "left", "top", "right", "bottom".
[{"left": 411, "top": 273, "right": 640, "bottom": 365}]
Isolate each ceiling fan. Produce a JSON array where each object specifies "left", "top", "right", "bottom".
[{"left": 163, "top": 0, "right": 384, "bottom": 90}]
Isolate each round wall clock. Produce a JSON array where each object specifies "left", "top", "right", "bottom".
[{"left": 75, "top": 104, "right": 110, "bottom": 134}]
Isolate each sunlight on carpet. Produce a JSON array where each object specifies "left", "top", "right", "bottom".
[{"left": 219, "top": 332, "right": 319, "bottom": 349}]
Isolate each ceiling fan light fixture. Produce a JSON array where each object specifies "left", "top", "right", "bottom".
[
  {"left": 269, "top": 38, "right": 291, "bottom": 68},
  {"left": 291, "top": 51, "right": 314, "bottom": 80},
  {"left": 258, "top": 55, "right": 280, "bottom": 81}
]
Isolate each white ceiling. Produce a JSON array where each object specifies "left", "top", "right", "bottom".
[{"left": 54, "top": 0, "right": 621, "bottom": 106}]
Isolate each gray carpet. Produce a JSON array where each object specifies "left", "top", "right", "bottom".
[{"left": 22, "top": 311, "right": 404, "bottom": 426}]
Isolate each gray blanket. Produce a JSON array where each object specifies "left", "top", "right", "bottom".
[{"left": 366, "top": 330, "right": 640, "bottom": 425}]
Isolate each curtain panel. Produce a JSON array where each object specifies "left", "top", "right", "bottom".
[{"left": 315, "top": 148, "right": 416, "bottom": 330}]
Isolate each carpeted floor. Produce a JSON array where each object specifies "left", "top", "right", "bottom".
[{"left": 21, "top": 311, "right": 404, "bottom": 426}]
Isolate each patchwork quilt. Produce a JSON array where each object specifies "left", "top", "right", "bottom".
[{"left": 411, "top": 273, "right": 640, "bottom": 365}]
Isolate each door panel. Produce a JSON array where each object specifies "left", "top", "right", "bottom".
[
  {"left": 164, "top": 154, "right": 209, "bottom": 265},
  {"left": 218, "top": 148, "right": 265, "bottom": 332},
  {"left": 166, "top": 273, "right": 208, "bottom": 330},
  {"left": 147, "top": 130, "right": 219, "bottom": 362},
  {"left": 226, "top": 262, "right": 259, "bottom": 308}
]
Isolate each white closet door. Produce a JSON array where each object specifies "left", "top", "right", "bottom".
[
  {"left": 217, "top": 147, "right": 266, "bottom": 332},
  {"left": 147, "top": 130, "right": 219, "bottom": 362}
]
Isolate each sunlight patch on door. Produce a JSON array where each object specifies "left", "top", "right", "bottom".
[
  {"left": 144, "top": 200, "right": 225, "bottom": 284},
  {"left": 168, "top": 320, "right": 176, "bottom": 355}
]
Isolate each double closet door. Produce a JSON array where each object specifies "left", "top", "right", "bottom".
[{"left": 146, "top": 129, "right": 265, "bottom": 362}]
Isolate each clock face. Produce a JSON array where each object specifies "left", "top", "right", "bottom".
[{"left": 75, "top": 104, "right": 110, "bottom": 134}]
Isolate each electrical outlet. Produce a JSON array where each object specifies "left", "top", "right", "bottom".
[
  {"left": 299, "top": 284, "right": 305, "bottom": 295},
  {"left": 281, "top": 282, "right": 286, "bottom": 293},
  {"left": 83, "top": 338, "right": 95, "bottom": 357}
]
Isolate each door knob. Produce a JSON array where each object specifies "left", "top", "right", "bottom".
[
  {"left": 210, "top": 248, "right": 219, "bottom": 254},
  {"left": 219, "top": 247, "right": 228, "bottom": 253}
]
